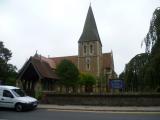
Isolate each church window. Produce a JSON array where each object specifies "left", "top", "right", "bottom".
[
  {"left": 84, "top": 45, "right": 86, "bottom": 54},
  {"left": 90, "top": 45, "right": 93, "bottom": 54},
  {"left": 87, "top": 63, "right": 90, "bottom": 70},
  {"left": 86, "top": 58, "right": 90, "bottom": 70}
]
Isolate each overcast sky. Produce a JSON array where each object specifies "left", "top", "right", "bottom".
[{"left": 0, "top": 0, "right": 159, "bottom": 75}]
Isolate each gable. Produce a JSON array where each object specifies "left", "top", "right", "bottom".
[
  {"left": 102, "top": 52, "right": 114, "bottom": 70},
  {"left": 18, "top": 56, "right": 59, "bottom": 80}
]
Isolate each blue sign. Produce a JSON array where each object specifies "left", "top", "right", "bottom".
[{"left": 109, "top": 79, "right": 124, "bottom": 89}]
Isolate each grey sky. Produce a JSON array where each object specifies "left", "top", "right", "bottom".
[{"left": 0, "top": 0, "right": 159, "bottom": 74}]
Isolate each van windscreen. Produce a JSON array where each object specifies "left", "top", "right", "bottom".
[{"left": 12, "top": 89, "right": 26, "bottom": 97}]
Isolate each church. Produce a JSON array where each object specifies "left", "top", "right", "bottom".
[{"left": 17, "top": 5, "right": 117, "bottom": 93}]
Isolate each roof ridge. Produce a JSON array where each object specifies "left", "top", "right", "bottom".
[
  {"left": 50, "top": 55, "right": 78, "bottom": 59},
  {"left": 33, "top": 55, "right": 56, "bottom": 69}
]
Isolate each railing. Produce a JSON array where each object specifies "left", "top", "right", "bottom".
[{"left": 25, "top": 90, "right": 35, "bottom": 97}]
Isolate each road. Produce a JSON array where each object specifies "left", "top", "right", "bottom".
[{"left": 0, "top": 108, "right": 160, "bottom": 120}]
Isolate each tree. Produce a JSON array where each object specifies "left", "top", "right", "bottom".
[
  {"left": 119, "top": 72, "right": 125, "bottom": 80},
  {"left": 143, "top": 7, "right": 160, "bottom": 91},
  {"left": 121, "top": 8, "right": 160, "bottom": 92},
  {"left": 144, "top": 7, "right": 160, "bottom": 54},
  {"left": 122, "top": 53, "right": 149, "bottom": 92},
  {"left": 0, "top": 41, "right": 17, "bottom": 85},
  {"left": 56, "top": 59, "right": 79, "bottom": 93},
  {"left": 79, "top": 73, "right": 96, "bottom": 93}
]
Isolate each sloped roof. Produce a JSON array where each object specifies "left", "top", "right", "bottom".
[
  {"left": 78, "top": 5, "right": 102, "bottom": 45},
  {"left": 31, "top": 56, "right": 58, "bottom": 79},
  {"left": 39, "top": 56, "right": 56, "bottom": 69},
  {"left": 18, "top": 55, "right": 58, "bottom": 80},
  {"left": 50, "top": 53, "right": 114, "bottom": 71},
  {"left": 50, "top": 55, "right": 78, "bottom": 67}
]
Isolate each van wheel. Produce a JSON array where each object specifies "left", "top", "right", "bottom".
[{"left": 15, "top": 103, "right": 23, "bottom": 112}]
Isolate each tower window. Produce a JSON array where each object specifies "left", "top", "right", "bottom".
[
  {"left": 86, "top": 58, "right": 90, "bottom": 70},
  {"left": 84, "top": 45, "right": 86, "bottom": 54},
  {"left": 90, "top": 45, "right": 93, "bottom": 54},
  {"left": 87, "top": 63, "right": 90, "bottom": 70}
]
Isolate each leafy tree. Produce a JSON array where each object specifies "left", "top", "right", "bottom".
[
  {"left": 56, "top": 59, "right": 79, "bottom": 93},
  {"left": 144, "top": 7, "right": 160, "bottom": 54},
  {"left": 0, "top": 41, "right": 17, "bottom": 85},
  {"left": 143, "top": 7, "right": 160, "bottom": 91},
  {"left": 122, "top": 53, "right": 149, "bottom": 92},
  {"left": 119, "top": 72, "right": 125, "bottom": 80},
  {"left": 121, "top": 8, "right": 160, "bottom": 92},
  {"left": 79, "top": 73, "right": 96, "bottom": 93},
  {"left": 0, "top": 41, "right": 12, "bottom": 61}
]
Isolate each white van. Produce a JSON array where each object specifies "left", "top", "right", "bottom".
[{"left": 0, "top": 85, "right": 38, "bottom": 111}]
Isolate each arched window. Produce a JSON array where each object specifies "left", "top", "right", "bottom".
[
  {"left": 87, "top": 63, "right": 90, "bottom": 70},
  {"left": 86, "top": 58, "right": 90, "bottom": 70}
]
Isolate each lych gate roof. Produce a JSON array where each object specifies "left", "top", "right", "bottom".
[
  {"left": 39, "top": 55, "right": 56, "bottom": 69},
  {"left": 31, "top": 56, "right": 58, "bottom": 79},
  {"left": 78, "top": 5, "right": 102, "bottom": 45},
  {"left": 18, "top": 55, "right": 59, "bottom": 80}
]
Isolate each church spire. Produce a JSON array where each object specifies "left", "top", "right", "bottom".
[{"left": 78, "top": 5, "right": 102, "bottom": 45}]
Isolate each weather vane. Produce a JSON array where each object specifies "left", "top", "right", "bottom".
[{"left": 89, "top": 0, "right": 96, "bottom": 6}]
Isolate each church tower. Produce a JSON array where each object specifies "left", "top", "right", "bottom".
[{"left": 78, "top": 5, "right": 102, "bottom": 77}]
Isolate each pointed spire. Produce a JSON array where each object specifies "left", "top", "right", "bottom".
[{"left": 78, "top": 5, "right": 102, "bottom": 45}]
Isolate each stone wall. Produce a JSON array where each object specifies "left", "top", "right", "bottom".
[{"left": 40, "top": 93, "right": 160, "bottom": 106}]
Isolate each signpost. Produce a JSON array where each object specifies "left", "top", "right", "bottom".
[{"left": 109, "top": 79, "right": 124, "bottom": 92}]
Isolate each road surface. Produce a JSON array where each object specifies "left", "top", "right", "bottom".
[{"left": 0, "top": 108, "right": 160, "bottom": 120}]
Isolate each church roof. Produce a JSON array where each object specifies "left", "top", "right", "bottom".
[
  {"left": 50, "top": 52, "right": 113, "bottom": 71},
  {"left": 18, "top": 53, "right": 115, "bottom": 80},
  {"left": 78, "top": 5, "right": 102, "bottom": 45},
  {"left": 50, "top": 55, "right": 78, "bottom": 66}
]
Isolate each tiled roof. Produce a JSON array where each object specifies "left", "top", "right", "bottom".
[
  {"left": 18, "top": 55, "right": 58, "bottom": 80},
  {"left": 40, "top": 56, "right": 56, "bottom": 69},
  {"left": 19, "top": 53, "right": 114, "bottom": 80},
  {"left": 31, "top": 56, "right": 58, "bottom": 79},
  {"left": 50, "top": 55, "right": 78, "bottom": 67},
  {"left": 50, "top": 53, "right": 114, "bottom": 71}
]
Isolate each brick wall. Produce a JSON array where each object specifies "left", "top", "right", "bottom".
[{"left": 40, "top": 93, "right": 160, "bottom": 106}]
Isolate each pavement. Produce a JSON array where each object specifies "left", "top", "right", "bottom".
[{"left": 38, "top": 104, "right": 160, "bottom": 112}]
